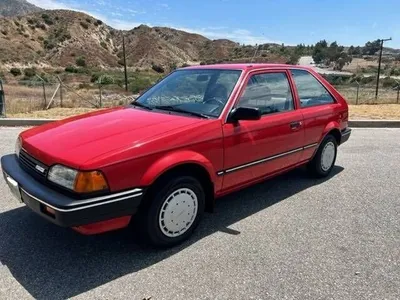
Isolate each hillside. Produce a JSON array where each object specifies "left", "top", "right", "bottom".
[
  {"left": 0, "top": 9, "right": 289, "bottom": 70},
  {"left": 0, "top": 0, "right": 42, "bottom": 17}
]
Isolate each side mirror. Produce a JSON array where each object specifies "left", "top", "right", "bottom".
[{"left": 228, "top": 106, "right": 261, "bottom": 122}]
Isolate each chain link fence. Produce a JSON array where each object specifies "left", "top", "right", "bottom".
[
  {"left": 1, "top": 76, "right": 139, "bottom": 116},
  {"left": 1, "top": 74, "right": 400, "bottom": 117}
]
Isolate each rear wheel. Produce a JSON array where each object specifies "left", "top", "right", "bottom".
[
  {"left": 138, "top": 176, "right": 205, "bottom": 247},
  {"left": 308, "top": 135, "right": 337, "bottom": 177}
]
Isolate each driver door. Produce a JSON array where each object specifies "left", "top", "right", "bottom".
[{"left": 221, "top": 70, "right": 305, "bottom": 190}]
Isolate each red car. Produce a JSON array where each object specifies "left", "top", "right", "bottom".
[{"left": 1, "top": 64, "right": 351, "bottom": 247}]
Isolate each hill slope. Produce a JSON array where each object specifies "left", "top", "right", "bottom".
[
  {"left": 0, "top": 9, "right": 289, "bottom": 70},
  {"left": 0, "top": 0, "right": 42, "bottom": 17}
]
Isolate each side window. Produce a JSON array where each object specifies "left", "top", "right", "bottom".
[
  {"left": 237, "top": 72, "right": 294, "bottom": 115},
  {"left": 291, "top": 69, "right": 335, "bottom": 108}
]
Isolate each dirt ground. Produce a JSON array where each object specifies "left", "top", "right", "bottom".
[{"left": 6, "top": 104, "right": 400, "bottom": 120}]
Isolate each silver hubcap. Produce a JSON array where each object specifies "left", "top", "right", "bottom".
[
  {"left": 321, "top": 141, "right": 335, "bottom": 171},
  {"left": 159, "top": 188, "right": 198, "bottom": 238}
]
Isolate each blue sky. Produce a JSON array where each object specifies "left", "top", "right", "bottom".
[{"left": 27, "top": 0, "right": 400, "bottom": 48}]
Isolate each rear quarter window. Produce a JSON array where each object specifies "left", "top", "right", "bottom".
[{"left": 291, "top": 69, "right": 336, "bottom": 108}]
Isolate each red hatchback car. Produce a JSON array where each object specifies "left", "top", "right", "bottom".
[{"left": 1, "top": 64, "right": 351, "bottom": 247}]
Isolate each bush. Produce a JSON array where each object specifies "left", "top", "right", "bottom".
[
  {"left": 90, "top": 73, "right": 100, "bottom": 82},
  {"left": 14, "top": 20, "right": 20, "bottom": 26},
  {"left": 39, "top": 24, "right": 46, "bottom": 30},
  {"left": 65, "top": 65, "right": 78, "bottom": 73},
  {"left": 98, "top": 75, "right": 114, "bottom": 85},
  {"left": 95, "top": 19, "right": 103, "bottom": 26},
  {"left": 130, "top": 76, "right": 152, "bottom": 93},
  {"left": 76, "top": 56, "right": 86, "bottom": 67},
  {"left": 85, "top": 18, "right": 92, "bottom": 23},
  {"left": 80, "top": 21, "right": 89, "bottom": 29},
  {"left": 10, "top": 68, "right": 22, "bottom": 76},
  {"left": 151, "top": 64, "right": 164, "bottom": 73},
  {"left": 360, "top": 76, "right": 376, "bottom": 85},
  {"left": 43, "top": 39, "right": 55, "bottom": 50},
  {"left": 1, "top": 30, "right": 8, "bottom": 35},
  {"left": 100, "top": 41, "right": 107, "bottom": 49},
  {"left": 27, "top": 18, "right": 35, "bottom": 24},
  {"left": 382, "top": 77, "right": 398, "bottom": 88},
  {"left": 24, "top": 68, "right": 36, "bottom": 78}
]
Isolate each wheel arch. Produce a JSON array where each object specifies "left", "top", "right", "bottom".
[
  {"left": 140, "top": 151, "right": 216, "bottom": 212},
  {"left": 321, "top": 121, "right": 341, "bottom": 145}
]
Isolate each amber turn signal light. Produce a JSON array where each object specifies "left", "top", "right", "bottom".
[{"left": 74, "top": 171, "right": 108, "bottom": 193}]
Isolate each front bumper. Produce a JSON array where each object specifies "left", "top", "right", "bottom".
[
  {"left": 1, "top": 154, "right": 144, "bottom": 227},
  {"left": 341, "top": 128, "right": 351, "bottom": 144}
]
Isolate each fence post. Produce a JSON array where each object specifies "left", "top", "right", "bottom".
[
  {"left": 397, "top": 85, "right": 400, "bottom": 104},
  {"left": 35, "top": 74, "right": 47, "bottom": 108},
  {"left": 355, "top": 81, "right": 360, "bottom": 105},
  {"left": 0, "top": 79, "right": 5, "bottom": 117},
  {"left": 56, "top": 76, "right": 63, "bottom": 108},
  {"left": 42, "top": 82, "right": 47, "bottom": 108}
]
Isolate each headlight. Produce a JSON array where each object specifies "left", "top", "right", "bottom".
[
  {"left": 48, "top": 165, "right": 78, "bottom": 190},
  {"left": 15, "top": 136, "right": 22, "bottom": 157},
  {"left": 48, "top": 165, "right": 108, "bottom": 193}
]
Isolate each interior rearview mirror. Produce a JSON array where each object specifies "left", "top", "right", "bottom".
[{"left": 228, "top": 106, "right": 261, "bottom": 122}]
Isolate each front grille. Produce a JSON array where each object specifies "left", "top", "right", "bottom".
[{"left": 19, "top": 150, "right": 49, "bottom": 178}]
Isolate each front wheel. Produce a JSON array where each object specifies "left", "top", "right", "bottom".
[
  {"left": 139, "top": 176, "right": 205, "bottom": 247},
  {"left": 307, "top": 135, "right": 337, "bottom": 178}
]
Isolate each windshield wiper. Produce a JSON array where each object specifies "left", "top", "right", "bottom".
[
  {"left": 131, "top": 101, "right": 153, "bottom": 110},
  {"left": 154, "top": 105, "right": 211, "bottom": 119}
]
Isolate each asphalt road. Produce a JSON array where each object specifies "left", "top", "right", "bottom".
[{"left": 0, "top": 127, "right": 399, "bottom": 300}]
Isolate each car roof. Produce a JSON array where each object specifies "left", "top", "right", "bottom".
[{"left": 182, "top": 63, "right": 313, "bottom": 72}]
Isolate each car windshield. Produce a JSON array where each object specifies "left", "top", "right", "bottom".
[{"left": 133, "top": 69, "right": 242, "bottom": 118}]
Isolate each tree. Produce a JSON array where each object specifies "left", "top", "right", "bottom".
[
  {"left": 363, "top": 40, "right": 381, "bottom": 55},
  {"left": 312, "top": 40, "right": 351, "bottom": 70}
]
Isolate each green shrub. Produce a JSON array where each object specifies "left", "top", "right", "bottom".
[
  {"left": 382, "top": 77, "right": 398, "bottom": 88},
  {"left": 85, "top": 18, "right": 91, "bottom": 23},
  {"left": 24, "top": 68, "right": 36, "bottom": 78},
  {"left": 39, "top": 24, "right": 46, "bottom": 30},
  {"left": 80, "top": 21, "right": 89, "bottom": 29},
  {"left": 43, "top": 39, "right": 55, "bottom": 49},
  {"left": 151, "top": 64, "right": 164, "bottom": 73},
  {"left": 10, "top": 68, "right": 22, "bottom": 76},
  {"left": 90, "top": 73, "right": 100, "bottom": 82},
  {"left": 14, "top": 20, "right": 20, "bottom": 26},
  {"left": 100, "top": 41, "right": 107, "bottom": 49},
  {"left": 96, "top": 19, "right": 103, "bottom": 25},
  {"left": 55, "top": 16, "right": 59, "bottom": 21},
  {"left": 27, "top": 18, "right": 35, "bottom": 24},
  {"left": 65, "top": 65, "right": 78, "bottom": 73},
  {"left": 130, "top": 76, "right": 152, "bottom": 93},
  {"left": 76, "top": 56, "right": 86, "bottom": 67},
  {"left": 98, "top": 75, "right": 114, "bottom": 85}
]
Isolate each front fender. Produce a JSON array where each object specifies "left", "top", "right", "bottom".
[{"left": 139, "top": 150, "right": 217, "bottom": 186}]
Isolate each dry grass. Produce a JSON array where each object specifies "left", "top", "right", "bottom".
[
  {"left": 350, "top": 104, "right": 400, "bottom": 120},
  {"left": 336, "top": 86, "right": 399, "bottom": 105},
  {"left": 8, "top": 107, "right": 97, "bottom": 119}
]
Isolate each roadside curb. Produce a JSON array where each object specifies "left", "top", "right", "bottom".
[
  {"left": 1, "top": 118, "right": 400, "bottom": 128},
  {"left": 0, "top": 118, "right": 58, "bottom": 126},
  {"left": 348, "top": 120, "right": 400, "bottom": 128}
]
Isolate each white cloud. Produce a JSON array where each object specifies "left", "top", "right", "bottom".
[
  {"left": 26, "top": 0, "right": 281, "bottom": 44},
  {"left": 27, "top": 0, "right": 70, "bottom": 9},
  {"left": 171, "top": 26, "right": 281, "bottom": 45}
]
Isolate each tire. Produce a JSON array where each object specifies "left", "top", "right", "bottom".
[
  {"left": 307, "top": 134, "right": 337, "bottom": 178},
  {"left": 137, "top": 176, "right": 205, "bottom": 247}
]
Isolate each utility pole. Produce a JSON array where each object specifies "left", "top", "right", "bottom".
[
  {"left": 375, "top": 37, "right": 392, "bottom": 100},
  {"left": 122, "top": 35, "right": 128, "bottom": 92}
]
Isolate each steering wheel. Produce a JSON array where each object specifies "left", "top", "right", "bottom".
[{"left": 203, "top": 97, "right": 225, "bottom": 106}]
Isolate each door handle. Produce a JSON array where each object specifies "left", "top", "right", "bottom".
[{"left": 290, "top": 121, "right": 302, "bottom": 130}]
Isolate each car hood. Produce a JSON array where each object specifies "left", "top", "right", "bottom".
[{"left": 21, "top": 107, "right": 205, "bottom": 168}]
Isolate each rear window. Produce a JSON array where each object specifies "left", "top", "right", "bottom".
[{"left": 291, "top": 69, "right": 335, "bottom": 108}]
